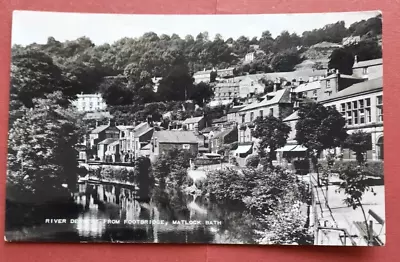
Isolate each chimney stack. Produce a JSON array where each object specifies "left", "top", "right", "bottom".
[{"left": 354, "top": 55, "right": 358, "bottom": 64}]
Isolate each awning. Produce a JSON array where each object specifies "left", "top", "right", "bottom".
[
  {"left": 276, "top": 145, "right": 307, "bottom": 152},
  {"left": 235, "top": 145, "right": 252, "bottom": 154},
  {"left": 291, "top": 145, "right": 307, "bottom": 152},
  {"left": 276, "top": 145, "right": 297, "bottom": 152}
]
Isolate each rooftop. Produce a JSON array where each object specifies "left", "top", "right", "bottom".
[
  {"left": 212, "top": 116, "right": 227, "bottom": 123},
  {"left": 182, "top": 116, "right": 204, "bottom": 125},
  {"left": 319, "top": 77, "right": 383, "bottom": 103},
  {"left": 153, "top": 130, "right": 199, "bottom": 144},
  {"left": 294, "top": 81, "right": 321, "bottom": 93},
  {"left": 240, "top": 88, "right": 291, "bottom": 112},
  {"left": 98, "top": 138, "right": 119, "bottom": 145},
  {"left": 283, "top": 110, "right": 299, "bottom": 122},
  {"left": 228, "top": 105, "right": 246, "bottom": 114},
  {"left": 91, "top": 125, "right": 109, "bottom": 134},
  {"left": 353, "top": 58, "right": 383, "bottom": 69}
]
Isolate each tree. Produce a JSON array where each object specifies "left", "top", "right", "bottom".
[
  {"left": 252, "top": 115, "right": 291, "bottom": 165},
  {"left": 329, "top": 40, "right": 382, "bottom": 75},
  {"left": 344, "top": 131, "right": 372, "bottom": 165},
  {"left": 328, "top": 48, "right": 354, "bottom": 74},
  {"left": 134, "top": 157, "right": 152, "bottom": 201},
  {"left": 157, "top": 65, "right": 194, "bottom": 101},
  {"left": 270, "top": 48, "right": 303, "bottom": 72},
  {"left": 99, "top": 76, "right": 134, "bottom": 105},
  {"left": 10, "top": 49, "right": 76, "bottom": 108},
  {"left": 7, "top": 92, "right": 85, "bottom": 204},
  {"left": 295, "top": 102, "right": 347, "bottom": 185},
  {"left": 337, "top": 165, "right": 376, "bottom": 245},
  {"left": 190, "top": 82, "right": 214, "bottom": 107}
]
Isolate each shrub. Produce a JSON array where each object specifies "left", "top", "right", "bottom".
[
  {"left": 292, "top": 159, "right": 310, "bottom": 175},
  {"left": 245, "top": 154, "right": 260, "bottom": 168},
  {"left": 319, "top": 160, "right": 383, "bottom": 177}
]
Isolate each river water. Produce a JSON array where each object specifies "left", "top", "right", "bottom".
[{"left": 10, "top": 181, "right": 258, "bottom": 244}]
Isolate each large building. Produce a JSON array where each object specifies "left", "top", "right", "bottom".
[
  {"left": 72, "top": 93, "right": 107, "bottom": 112},
  {"left": 319, "top": 77, "right": 383, "bottom": 160},
  {"left": 149, "top": 130, "right": 199, "bottom": 161},
  {"left": 213, "top": 81, "right": 240, "bottom": 100},
  {"left": 352, "top": 57, "right": 383, "bottom": 80},
  {"left": 234, "top": 88, "right": 293, "bottom": 165}
]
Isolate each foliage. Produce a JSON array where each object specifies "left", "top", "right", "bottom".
[
  {"left": 206, "top": 168, "right": 249, "bottom": 205},
  {"left": 252, "top": 115, "right": 291, "bottom": 165},
  {"left": 152, "top": 148, "right": 194, "bottom": 189},
  {"left": 245, "top": 154, "right": 260, "bottom": 168},
  {"left": 257, "top": 202, "right": 314, "bottom": 245},
  {"left": 344, "top": 131, "right": 372, "bottom": 164},
  {"left": 270, "top": 48, "right": 304, "bottom": 72},
  {"left": 190, "top": 82, "right": 214, "bottom": 107},
  {"left": 98, "top": 166, "right": 133, "bottom": 182},
  {"left": 337, "top": 165, "right": 376, "bottom": 244},
  {"left": 134, "top": 157, "right": 152, "bottom": 201},
  {"left": 319, "top": 160, "right": 383, "bottom": 178},
  {"left": 7, "top": 93, "right": 84, "bottom": 203},
  {"left": 301, "top": 21, "right": 348, "bottom": 46},
  {"left": 296, "top": 101, "right": 347, "bottom": 184},
  {"left": 206, "top": 166, "right": 312, "bottom": 244},
  {"left": 329, "top": 39, "right": 382, "bottom": 74},
  {"left": 99, "top": 76, "right": 134, "bottom": 105},
  {"left": 10, "top": 49, "right": 77, "bottom": 108}
]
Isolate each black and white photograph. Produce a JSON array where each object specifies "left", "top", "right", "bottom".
[{"left": 5, "top": 10, "right": 384, "bottom": 246}]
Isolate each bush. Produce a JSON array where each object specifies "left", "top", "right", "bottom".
[
  {"left": 246, "top": 154, "right": 260, "bottom": 168},
  {"left": 292, "top": 159, "right": 310, "bottom": 175},
  {"left": 319, "top": 160, "right": 383, "bottom": 177}
]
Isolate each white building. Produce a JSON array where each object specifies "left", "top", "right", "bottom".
[{"left": 72, "top": 93, "right": 107, "bottom": 112}]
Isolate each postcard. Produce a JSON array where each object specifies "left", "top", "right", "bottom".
[{"left": 5, "top": 10, "right": 384, "bottom": 246}]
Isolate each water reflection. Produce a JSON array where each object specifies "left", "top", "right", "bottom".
[{"left": 23, "top": 181, "right": 258, "bottom": 243}]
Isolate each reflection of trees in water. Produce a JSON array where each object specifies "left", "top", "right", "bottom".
[{"left": 151, "top": 187, "right": 190, "bottom": 221}]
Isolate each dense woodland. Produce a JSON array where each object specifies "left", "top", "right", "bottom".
[{"left": 10, "top": 14, "right": 382, "bottom": 125}]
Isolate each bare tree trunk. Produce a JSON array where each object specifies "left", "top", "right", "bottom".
[{"left": 358, "top": 198, "right": 372, "bottom": 246}]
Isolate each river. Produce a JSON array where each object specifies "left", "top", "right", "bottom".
[{"left": 6, "top": 181, "right": 259, "bottom": 244}]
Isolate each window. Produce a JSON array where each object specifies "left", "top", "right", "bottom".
[
  {"left": 250, "top": 112, "right": 254, "bottom": 122},
  {"left": 363, "top": 67, "right": 368, "bottom": 75},
  {"left": 259, "top": 110, "right": 263, "bottom": 118},
  {"left": 342, "top": 98, "right": 373, "bottom": 126},
  {"left": 269, "top": 108, "right": 274, "bottom": 116},
  {"left": 240, "top": 130, "right": 246, "bottom": 142},
  {"left": 326, "top": 80, "right": 331, "bottom": 89},
  {"left": 377, "top": 95, "right": 383, "bottom": 122},
  {"left": 241, "top": 114, "right": 246, "bottom": 123},
  {"left": 251, "top": 81, "right": 254, "bottom": 86}
]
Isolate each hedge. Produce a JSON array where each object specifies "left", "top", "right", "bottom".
[{"left": 319, "top": 160, "right": 384, "bottom": 177}]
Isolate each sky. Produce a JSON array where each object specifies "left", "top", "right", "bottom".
[{"left": 11, "top": 10, "right": 381, "bottom": 46}]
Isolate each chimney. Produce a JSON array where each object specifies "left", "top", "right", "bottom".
[
  {"left": 95, "top": 120, "right": 99, "bottom": 128},
  {"left": 108, "top": 118, "right": 116, "bottom": 127},
  {"left": 354, "top": 55, "right": 358, "bottom": 64},
  {"left": 335, "top": 69, "right": 339, "bottom": 74}
]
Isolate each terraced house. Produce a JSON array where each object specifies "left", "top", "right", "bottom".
[{"left": 234, "top": 88, "right": 293, "bottom": 165}]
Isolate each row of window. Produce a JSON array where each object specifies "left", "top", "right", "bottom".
[
  {"left": 241, "top": 108, "right": 274, "bottom": 123},
  {"left": 339, "top": 96, "right": 383, "bottom": 126}
]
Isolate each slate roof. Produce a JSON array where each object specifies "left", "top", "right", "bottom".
[
  {"left": 283, "top": 111, "right": 299, "bottom": 122},
  {"left": 227, "top": 105, "right": 245, "bottom": 114},
  {"left": 213, "top": 128, "right": 234, "bottom": 139},
  {"left": 353, "top": 58, "right": 383, "bottom": 69},
  {"left": 212, "top": 116, "right": 227, "bottom": 123},
  {"left": 240, "top": 88, "right": 291, "bottom": 111},
  {"left": 91, "top": 125, "right": 109, "bottom": 134},
  {"left": 294, "top": 81, "right": 321, "bottom": 93},
  {"left": 319, "top": 77, "right": 383, "bottom": 103},
  {"left": 98, "top": 138, "right": 118, "bottom": 145},
  {"left": 182, "top": 116, "right": 204, "bottom": 125},
  {"left": 153, "top": 131, "right": 198, "bottom": 144}
]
